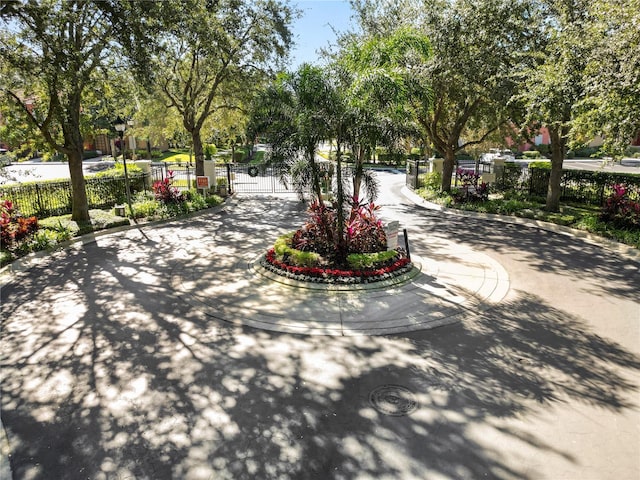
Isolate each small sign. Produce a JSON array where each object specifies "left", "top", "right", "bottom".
[
  {"left": 385, "top": 221, "right": 399, "bottom": 250},
  {"left": 196, "top": 176, "right": 210, "bottom": 189}
]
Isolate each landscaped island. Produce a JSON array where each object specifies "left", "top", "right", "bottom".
[{"left": 260, "top": 199, "right": 412, "bottom": 284}]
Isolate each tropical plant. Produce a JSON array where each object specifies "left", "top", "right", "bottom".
[
  {"left": 1, "top": 199, "right": 38, "bottom": 251},
  {"left": 601, "top": 184, "right": 640, "bottom": 229},
  {"left": 454, "top": 169, "right": 489, "bottom": 203},
  {"left": 345, "top": 199, "right": 387, "bottom": 253},
  {"left": 152, "top": 171, "right": 184, "bottom": 204}
]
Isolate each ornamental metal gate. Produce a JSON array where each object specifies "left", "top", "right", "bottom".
[
  {"left": 228, "top": 164, "right": 299, "bottom": 194},
  {"left": 151, "top": 162, "right": 305, "bottom": 194}
]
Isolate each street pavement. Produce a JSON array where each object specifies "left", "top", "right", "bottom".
[{"left": 1, "top": 171, "right": 639, "bottom": 479}]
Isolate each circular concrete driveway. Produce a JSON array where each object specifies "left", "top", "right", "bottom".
[
  {"left": 1, "top": 173, "right": 639, "bottom": 480},
  {"left": 170, "top": 224, "right": 509, "bottom": 335}
]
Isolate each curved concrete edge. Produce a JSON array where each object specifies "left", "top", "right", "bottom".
[
  {"left": 250, "top": 254, "right": 423, "bottom": 292},
  {"left": 0, "top": 197, "right": 236, "bottom": 288},
  {"left": 401, "top": 185, "right": 640, "bottom": 263},
  {"left": 171, "top": 244, "right": 511, "bottom": 337}
]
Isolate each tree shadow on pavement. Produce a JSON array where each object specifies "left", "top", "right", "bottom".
[
  {"left": 1, "top": 197, "right": 639, "bottom": 479},
  {"left": 386, "top": 203, "right": 640, "bottom": 302}
]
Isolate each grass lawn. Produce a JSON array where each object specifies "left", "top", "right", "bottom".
[
  {"left": 156, "top": 149, "right": 194, "bottom": 163},
  {"left": 155, "top": 148, "right": 265, "bottom": 164}
]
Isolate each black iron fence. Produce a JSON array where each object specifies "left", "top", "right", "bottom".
[
  {"left": 405, "top": 159, "right": 640, "bottom": 205},
  {"left": 528, "top": 168, "right": 640, "bottom": 204},
  {"left": 0, "top": 173, "right": 150, "bottom": 218}
]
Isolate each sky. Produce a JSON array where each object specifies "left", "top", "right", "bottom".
[{"left": 288, "top": 0, "right": 358, "bottom": 68}]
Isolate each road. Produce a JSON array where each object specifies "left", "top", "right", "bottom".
[{"left": 0, "top": 159, "right": 115, "bottom": 185}]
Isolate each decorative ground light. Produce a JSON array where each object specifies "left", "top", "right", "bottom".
[{"left": 369, "top": 384, "right": 419, "bottom": 416}]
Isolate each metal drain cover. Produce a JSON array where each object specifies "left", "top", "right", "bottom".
[{"left": 369, "top": 384, "right": 418, "bottom": 416}]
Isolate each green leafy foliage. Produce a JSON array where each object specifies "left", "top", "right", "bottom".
[
  {"left": 347, "top": 250, "right": 397, "bottom": 270},
  {"left": 601, "top": 184, "right": 640, "bottom": 230},
  {"left": 1, "top": 199, "right": 38, "bottom": 251}
]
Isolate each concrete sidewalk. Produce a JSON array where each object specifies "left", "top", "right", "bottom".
[{"left": 1, "top": 177, "right": 639, "bottom": 479}]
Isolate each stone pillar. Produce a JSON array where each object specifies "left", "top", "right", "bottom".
[
  {"left": 430, "top": 157, "right": 444, "bottom": 174},
  {"left": 134, "top": 160, "right": 152, "bottom": 188},
  {"left": 202, "top": 160, "right": 217, "bottom": 193},
  {"left": 492, "top": 157, "right": 506, "bottom": 186}
]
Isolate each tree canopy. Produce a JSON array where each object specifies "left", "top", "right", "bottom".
[
  {"left": 0, "top": 0, "right": 167, "bottom": 221},
  {"left": 352, "top": 0, "right": 537, "bottom": 191},
  {"left": 154, "top": 0, "right": 296, "bottom": 177}
]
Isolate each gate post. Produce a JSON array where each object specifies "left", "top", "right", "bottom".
[{"left": 226, "top": 163, "right": 232, "bottom": 194}]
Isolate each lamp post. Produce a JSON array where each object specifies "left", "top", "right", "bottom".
[{"left": 114, "top": 116, "right": 133, "bottom": 216}]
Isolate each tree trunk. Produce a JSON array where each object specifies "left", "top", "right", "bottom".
[
  {"left": 440, "top": 147, "right": 456, "bottom": 192},
  {"left": 352, "top": 144, "right": 364, "bottom": 201},
  {"left": 68, "top": 146, "right": 90, "bottom": 222},
  {"left": 192, "top": 130, "right": 205, "bottom": 177},
  {"left": 546, "top": 127, "right": 565, "bottom": 212},
  {"left": 308, "top": 147, "right": 323, "bottom": 204},
  {"left": 335, "top": 140, "right": 346, "bottom": 262}
]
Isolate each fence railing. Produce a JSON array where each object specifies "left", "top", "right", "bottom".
[
  {"left": 405, "top": 159, "right": 640, "bottom": 205},
  {"left": 0, "top": 173, "right": 150, "bottom": 218},
  {"left": 528, "top": 168, "right": 640, "bottom": 204}
]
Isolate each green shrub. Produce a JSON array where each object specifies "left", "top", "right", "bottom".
[
  {"left": 572, "top": 146, "right": 602, "bottom": 158},
  {"left": 347, "top": 250, "right": 397, "bottom": 269},
  {"left": 523, "top": 150, "right": 542, "bottom": 159},
  {"left": 184, "top": 189, "right": 208, "bottom": 211},
  {"left": 273, "top": 233, "right": 320, "bottom": 267},
  {"left": 28, "top": 229, "right": 63, "bottom": 251},
  {"left": 205, "top": 195, "right": 223, "bottom": 207},
  {"left": 94, "top": 162, "right": 142, "bottom": 178},
  {"left": 204, "top": 144, "right": 217, "bottom": 160},
  {"left": 528, "top": 161, "right": 551, "bottom": 170},
  {"left": 0, "top": 249, "right": 13, "bottom": 267},
  {"left": 421, "top": 171, "right": 442, "bottom": 191},
  {"left": 83, "top": 150, "right": 101, "bottom": 159},
  {"left": 533, "top": 144, "right": 550, "bottom": 156},
  {"left": 129, "top": 199, "right": 161, "bottom": 218}
]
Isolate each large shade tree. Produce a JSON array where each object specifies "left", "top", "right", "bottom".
[
  {"left": 573, "top": 0, "right": 640, "bottom": 156},
  {"left": 155, "top": 0, "right": 295, "bottom": 178},
  {"left": 516, "top": 0, "right": 591, "bottom": 211},
  {"left": 352, "top": 0, "right": 538, "bottom": 192},
  {"left": 0, "top": 0, "right": 165, "bottom": 221}
]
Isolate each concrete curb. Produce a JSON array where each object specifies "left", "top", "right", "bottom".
[{"left": 401, "top": 186, "right": 640, "bottom": 263}]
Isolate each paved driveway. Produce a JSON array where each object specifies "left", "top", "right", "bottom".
[{"left": 1, "top": 172, "right": 639, "bottom": 479}]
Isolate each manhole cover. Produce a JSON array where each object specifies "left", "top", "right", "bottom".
[{"left": 369, "top": 384, "right": 418, "bottom": 416}]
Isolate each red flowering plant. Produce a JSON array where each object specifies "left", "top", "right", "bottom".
[
  {"left": 291, "top": 200, "right": 338, "bottom": 256},
  {"left": 263, "top": 247, "right": 411, "bottom": 284},
  {"left": 265, "top": 197, "right": 411, "bottom": 284},
  {"left": 1, "top": 198, "right": 39, "bottom": 251},
  {"left": 153, "top": 171, "right": 184, "bottom": 204},
  {"left": 601, "top": 184, "right": 640, "bottom": 229},
  {"left": 345, "top": 199, "right": 387, "bottom": 253},
  {"left": 455, "top": 168, "right": 489, "bottom": 203}
]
